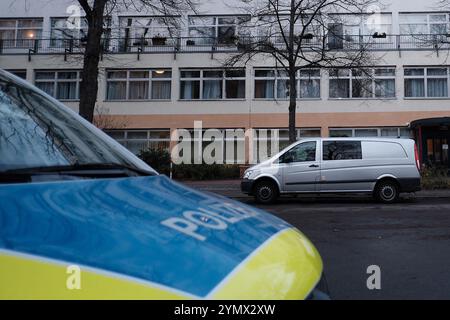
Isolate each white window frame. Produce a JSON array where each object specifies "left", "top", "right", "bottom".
[
  {"left": 106, "top": 69, "right": 172, "bottom": 101},
  {"left": 118, "top": 16, "right": 179, "bottom": 39},
  {"left": 254, "top": 68, "right": 321, "bottom": 100},
  {"left": 34, "top": 70, "right": 82, "bottom": 101},
  {"left": 0, "top": 18, "right": 43, "bottom": 47},
  {"left": 329, "top": 127, "right": 411, "bottom": 138},
  {"left": 404, "top": 67, "right": 450, "bottom": 99},
  {"left": 50, "top": 17, "right": 88, "bottom": 40},
  {"left": 179, "top": 69, "right": 246, "bottom": 100},
  {"left": 105, "top": 129, "right": 171, "bottom": 154},
  {"left": 252, "top": 128, "right": 321, "bottom": 162},
  {"left": 399, "top": 13, "right": 450, "bottom": 35},
  {"left": 329, "top": 68, "right": 396, "bottom": 99},
  {"left": 188, "top": 15, "right": 250, "bottom": 41}
]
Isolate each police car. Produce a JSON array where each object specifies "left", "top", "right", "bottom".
[{"left": 0, "top": 69, "right": 326, "bottom": 299}]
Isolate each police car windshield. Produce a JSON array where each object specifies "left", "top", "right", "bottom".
[{"left": 0, "top": 71, "right": 148, "bottom": 174}]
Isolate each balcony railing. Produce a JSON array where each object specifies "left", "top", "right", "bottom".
[{"left": 1, "top": 34, "right": 450, "bottom": 56}]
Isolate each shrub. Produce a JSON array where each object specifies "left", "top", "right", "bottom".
[
  {"left": 138, "top": 148, "right": 240, "bottom": 180},
  {"left": 421, "top": 166, "right": 450, "bottom": 190},
  {"left": 173, "top": 163, "right": 240, "bottom": 180},
  {"left": 138, "top": 148, "right": 171, "bottom": 176}
]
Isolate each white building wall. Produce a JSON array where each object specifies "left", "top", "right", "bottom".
[{"left": 1, "top": 0, "right": 450, "bottom": 138}]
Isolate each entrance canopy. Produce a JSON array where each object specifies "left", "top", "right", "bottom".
[{"left": 410, "top": 117, "right": 450, "bottom": 129}]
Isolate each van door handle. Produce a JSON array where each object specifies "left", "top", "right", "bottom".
[{"left": 309, "top": 164, "right": 319, "bottom": 168}]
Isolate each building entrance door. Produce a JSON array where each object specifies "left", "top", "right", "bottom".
[{"left": 425, "top": 137, "right": 449, "bottom": 167}]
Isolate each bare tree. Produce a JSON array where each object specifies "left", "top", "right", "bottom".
[
  {"left": 93, "top": 105, "right": 129, "bottom": 129},
  {"left": 226, "top": 0, "right": 378, "bottom": 142},
  {"left": 76, "top": 0, "right": 197, "bottom": 123}
]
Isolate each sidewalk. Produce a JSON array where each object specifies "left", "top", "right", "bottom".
[{"left": 181, "top": 179, "right": 450, "bottom": 199}]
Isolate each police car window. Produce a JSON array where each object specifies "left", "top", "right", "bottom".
[
  {"left": 0, "top": 89, "right": 69, "bottom": 170},
  {"left": 0, "top": 72, "right": 137, "bottom": 172},
  {"left": 323, "top": 141, "right": 362, "bottom": 160},
  {"left": 281, "top": 141, "right": 316, "bottom": 163}
]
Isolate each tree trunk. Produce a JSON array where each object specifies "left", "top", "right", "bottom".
[
  {"left": 78, "top": 1, "right": 107, "bottom": 123},
  {"left": 288, "top": 64, "right": 297, "bottom": 143}
]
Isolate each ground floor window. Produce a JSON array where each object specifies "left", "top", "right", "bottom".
[
  {"left": 173, "top": 128, "right": 246, "bottom": 164},
  {"left": 329, "top": 127, "right": 411, "bottom": 138},
  {"left": 253, "top": 128, "right": 321, "bottom": 162},
  {"left": 104, "top": 129, "right": 170, "bottom": 154}
]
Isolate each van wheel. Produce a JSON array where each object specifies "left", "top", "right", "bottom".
[
  {"left": 374, "top": 180, "right": 399, "bottom": 204},
  {"left": 254, "top": 180, "right": 278, "bottom": 204}
]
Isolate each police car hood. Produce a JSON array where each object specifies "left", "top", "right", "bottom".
[{"left": 0, "top": 175, "right": 322, "bottom": 299}]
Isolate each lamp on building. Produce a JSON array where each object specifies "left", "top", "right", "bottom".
[
  {"left": 155, "top": 70, "right": 165, "bottom": 75},
  {"left": 26, "top": 32, "right": 35, "bottom": 39}
]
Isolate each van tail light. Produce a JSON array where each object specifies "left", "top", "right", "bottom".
[{"left": 414, "top": 143, "right": 421, "bottom": 172}]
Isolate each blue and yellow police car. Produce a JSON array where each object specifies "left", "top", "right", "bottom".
[{"left": 0, "top": 69, "right": 325, "bottom": 299}]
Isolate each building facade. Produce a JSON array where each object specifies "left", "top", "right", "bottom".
[{"left": 1, "top": 0, "right": 450, "bottom": 167}]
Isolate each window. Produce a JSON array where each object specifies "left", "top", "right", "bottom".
[
  {"left": 331, "top": 13, "right": 393, "bottom": 36},
  {"left": 106, "top": 69, "right": 171, "bottom": 100},
  {"left": 253, "top": 128, "right": 321, "bottom": 162},
  {"left": 329, "top": 127, "right": 410, "bottom": 138},
  {"left": 329, "top": 69, "right": 350, "bottom": 98},
  {"left": 104, "top": 129, "right": 170, "bottom": 155},
  {"left": 34, "top": 70, "right": 81, "bottom": 100},
  {"left": 188, "top": 16, "right": 250, "bottom": 45},
  {"left": 299, "top": 69, "right": 321, "bottom": 98},
  {"left": 280, "top": 141, "right": 317, "bottom": 163},
  {"left": 174, "top": 128, "right": 246, "bottom": 164},
  {"left": 118, "top": 16, "right": 178, "bottom": 49},
  {"left": 329, "top": 68, "right": 395, "bottom": 99},
  {"left": 225, "top": 70, "right": 246, "bottom": 98},
  {"left": 119, "top": 16, "right": 178, "bottom": 39},
  {"left": 364, "top": 13, "right": 393, "bottom": 35},
  {"left": 400, "top": 13, "right": 450, "bottom": 35},
  {"left": 0, "top": 18, "right": 42, "bottom": 48},
  {"left": 50, "top": 17, "right": 111, "bottom": 47},
  {"left": 6, "top": 70, "right": 26, "bottom": 79},
  {"left": 258, "top": 15, "right": 322, "bottom": 45},
  {"left": 254, "top": 68, "right": 321, "bottom": 99},
  {"left": 323, "top": 141, "right": 362, "bottom": 160},
  {"left": 404, "top": 67, "right": 449, "bottom": 98},
  {"left": 180, "top": 69, "right": 245, "bottom": 100},
  {"left": 50, "top": 17, "right": 87, "bottom": 46}
]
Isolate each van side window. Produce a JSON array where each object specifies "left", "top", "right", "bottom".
[
  {"left": 323, "top": 141, "right": 362, "bottom": 160},
  {"left": 280, "top": 141, "right": 316, "bottom": 163}
]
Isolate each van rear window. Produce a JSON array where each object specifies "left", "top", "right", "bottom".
[
  {"left": 362, "top": 141, "right": 407, "bottom": 159},
  {"left": 323, "top": 141, "right": 362, "bottom": 160}
]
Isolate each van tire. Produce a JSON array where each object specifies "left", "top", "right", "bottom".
[
  {"left": 254, "top": 180, "right": 278, "bottom": 204},
  {"left": 374, "top": 180, "right": 399, "bottom": 204}
]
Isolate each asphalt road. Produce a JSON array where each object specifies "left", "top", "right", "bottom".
[{"left": 242, "top": 197, "right": 450, "bottom": 300}]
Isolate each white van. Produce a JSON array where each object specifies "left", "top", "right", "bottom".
[{"left": 241, "top": 138, "right": 421, "bottom": 204}]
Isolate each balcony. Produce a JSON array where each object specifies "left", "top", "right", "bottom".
[{"left": 1, "top": 34, "right": 450, "bottom": 57}]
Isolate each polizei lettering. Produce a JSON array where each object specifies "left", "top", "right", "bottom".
[{"left": 161, "top": 202, "right": 258, "bottom": 241}]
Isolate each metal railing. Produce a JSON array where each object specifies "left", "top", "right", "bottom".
[{"left": 1, "top": 34, "right": 450, "bottom": 56}]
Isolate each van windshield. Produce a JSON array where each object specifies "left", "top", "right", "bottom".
[{"left": 0, "top": 71, "right": 151, "bottom": 174}]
